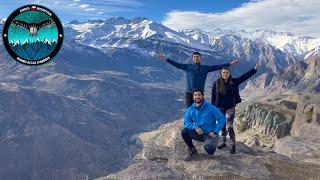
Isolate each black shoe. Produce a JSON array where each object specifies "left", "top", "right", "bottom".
[
  {"left": 217, "top": 143, "right": 227, "bottom": 149},
  {"left": 230, "top": 144, "right": 236, "bottom": 154},
  {"left": 185, "top": 147, "right": 198, "bottom": 161}
]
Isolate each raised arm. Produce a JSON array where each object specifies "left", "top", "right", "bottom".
[
  {"left": 167, "top": 58, "right": 188, "bottom": 71},
  {"left": 184, "top": 109, "right": 198, "bottom": 129},
  {"left": 234, "top": 68, "right": 257, "bottom": 85},
  {"left": 207, "top": 59, "right": 240, "bottom": 72},
  {"left": 207, "top": 63, "right": 230, "bottom": 72},
  {"left": 157, "top": 54, "right": 187, "bottom": 71}
]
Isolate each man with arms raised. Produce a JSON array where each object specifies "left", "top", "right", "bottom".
[{"left": 158, "top": 52, "right": 239, "bottom": 107}]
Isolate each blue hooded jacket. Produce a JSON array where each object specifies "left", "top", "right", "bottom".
[
  {"left": 184, "top": 100, "right": 226, "bottom": 134},
  {"left": 167, "top": 58, "right": 230, "bottom": 92}
]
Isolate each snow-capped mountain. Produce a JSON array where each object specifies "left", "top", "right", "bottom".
[
  {"left": 64, "top": 17, "right": 211, "bottom": 51},
  {"left": 64, "top": 17, "right": 320, "bottom": 62},
  {"left": 64, "top": 17, "right": 298, "bottom": 74},
  {"left": 181, "top": 28, "right": 320, "bottom": 58},
  {"left": 62, "top": 17, "right": 320, "bottom": 96},
  {"left": 238, "top": 29, "right": 320, "bottom": 57},
  {"left": 304, "top": 46, "right": 320, "bottom": 60}
]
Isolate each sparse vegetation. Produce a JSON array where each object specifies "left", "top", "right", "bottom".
[
  {"left": 304, "top": 111, "right": 313, "bottom": 123},
  {"left": 238, "top": 122, "right": 248, "bottom": 133},
  {"left": 304, "top": 95, "right": 311, "bottom": 100}
]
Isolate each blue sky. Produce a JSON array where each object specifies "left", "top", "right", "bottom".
[
  {"left": 1, "top": 0, "right": 319, "bottom": 37},
  {"left": 0, "top": 0, "right": 250, "bottom": 22}
]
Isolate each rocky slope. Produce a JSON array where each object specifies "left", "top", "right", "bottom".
[
  {"left": 99, "top": 120, "right": 320, "bottom": 180},
  {"left": 235, "top": 93, "right": 320, "bottom": 166},
  {"left": 0, "top": 43, "right": 184, "bottom": 180},
  {"left": 274, "top": 94, "right": 320, "bottom": 165},
  {"left": 242, "top": 57, "right": 320, "bottom": 98},
  {"left": 0, "top": 84, "right": 124, "bottom": 180}
]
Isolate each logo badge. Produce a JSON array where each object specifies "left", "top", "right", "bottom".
[{"left": 2, "top": 5, "right": 63, "bottom": 65}]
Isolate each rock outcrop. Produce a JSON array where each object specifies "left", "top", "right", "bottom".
[
  {"left": 238, "top": 103, "right": 294, "bottom": 138},
  {"left": 97, "top": 120, "right": 320, "bottom": 180},
  {"left": 236, "top": 102, "right": 295, "bottom": 147},
  {"left": 274, "top": 98, "right": 320, "bottom": 165},
  {"left": 290, "top": 101, "right": 320, "bottom": 139}
]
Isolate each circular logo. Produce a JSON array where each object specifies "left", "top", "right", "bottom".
[{"left": 2, "top": 5, "right": 63, "bottom": 65}]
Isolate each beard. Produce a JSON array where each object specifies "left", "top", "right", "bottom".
[{"left": 195, "top": 98, "right": 203, "bottom": 104}]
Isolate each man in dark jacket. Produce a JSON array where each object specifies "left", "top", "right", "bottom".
[
  {"left": 158, "top": 52, "right": 239, "bottom": 107},
  {"left": 182, "top": 89, "right": 225, "bottom": 160}
]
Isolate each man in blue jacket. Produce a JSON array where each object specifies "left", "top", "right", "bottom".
[
  {"left": 181, "top": 89, "right": 226, "bottom": 160},
  {"left": 158, "top": 52, "right": 239, "bottom": 107}
]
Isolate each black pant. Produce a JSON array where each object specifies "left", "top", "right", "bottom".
[
  {"left": 181, "top": 128, "right": 219, "bottom": 154},
  {"left": 185, "top": 92, "right": 194, "bottom": 108}
]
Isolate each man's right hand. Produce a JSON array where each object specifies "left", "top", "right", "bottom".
[
  {"left": 157, "top": 54, "right": 167, "bottom": 61},
  {"left": 230, "top": 59, "right": 240, "bottom": 65},
  {"left": 195, "top": 128, "right": 203, "bottom": 135}
]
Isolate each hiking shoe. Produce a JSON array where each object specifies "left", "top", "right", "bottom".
[
  {"left": 185, "top": 147, "right": 198, "bottom": 161},
  {"left": 217, "top": 143, "right": 227, "bottom": 149},
  {"left": 230, "top": 144, "right": 236, "bottom": 154}
]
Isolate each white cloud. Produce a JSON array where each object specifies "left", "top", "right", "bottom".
[
  {"left": 79, "top": 4, "right": 90, "bottom": 9},
  {"left": 73, "top": 0, "right": 80, "bottom": 2},
  {"left": 85, "top": 8, "right": 96, "bottom": 12},
  {"left": 162, "top": 0, "right": 320, "bottom": 37}
]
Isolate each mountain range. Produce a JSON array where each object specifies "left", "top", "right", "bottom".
[{"left": 0, "top": 17, "right": 319, "bottom": 179}]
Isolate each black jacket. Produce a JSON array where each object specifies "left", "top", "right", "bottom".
[{"left": 211, "top": 68, "right": 257, "bottom": 109}]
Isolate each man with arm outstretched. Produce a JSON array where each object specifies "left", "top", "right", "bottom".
[{"left": 157, "top": 52, "right": 239, "bottom": 107}]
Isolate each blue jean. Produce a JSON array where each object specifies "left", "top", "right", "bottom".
[{"left": 181, "top": 128, "right": 219, "bottom": 154}]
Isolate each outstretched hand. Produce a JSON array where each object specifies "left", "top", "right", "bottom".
[
  {"left": 230, "top": 59, "right": 240, "bottom": 66},
  {"left": 157, "top": 54, "right": 167, "bottom": 61},
  {"left": 255, "top": 63, "right": 260, "bottom": 70}
]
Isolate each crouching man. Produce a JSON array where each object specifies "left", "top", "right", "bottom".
[{"left": 181, "top": 89, "right": 226, "bottom": 160}]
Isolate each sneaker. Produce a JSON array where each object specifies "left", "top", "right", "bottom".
[
  {"left": 230, "top": 144, "right": 236, "bottom": 154},
  {"left": 217, "top": 143, "right": 227, "bottom": 149},
  {"left": 185, "top": 147, "right": 198, "bottom": 161}
]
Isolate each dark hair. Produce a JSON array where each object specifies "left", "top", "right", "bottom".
[
  {"left": 192, "top": 52, "right": 201, "bottom": 57},
  {"left": 217, "top": 67, "right": 231, "bottom": 94},
  {"left": 192, "top": 88, "right": 204, "bottom": 96}
]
